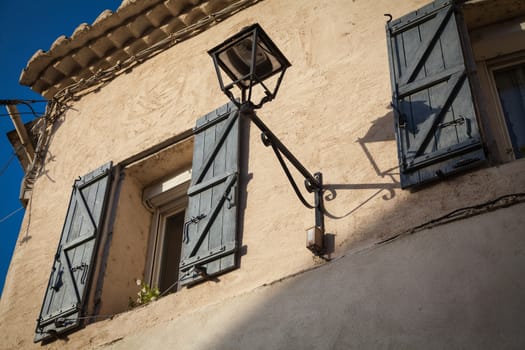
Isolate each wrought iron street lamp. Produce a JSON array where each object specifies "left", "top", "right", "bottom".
[{"left": 208, "top": 23, "right": 326, "bottom": 255}]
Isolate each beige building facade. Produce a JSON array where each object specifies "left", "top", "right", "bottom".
[{"left": 1, "top": 0, "right": 525, "bottom": 348}]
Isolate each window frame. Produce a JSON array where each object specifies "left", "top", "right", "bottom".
[
  {"left": 485, "top": 51, "right": 525, "bottom": 161},
  {"left": 143, "top": 170, "right": 191, "bottom": 293}
]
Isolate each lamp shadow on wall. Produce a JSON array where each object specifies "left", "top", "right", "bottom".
[{"left": 322, "top": 109, "right": 400, "bottom": 220}]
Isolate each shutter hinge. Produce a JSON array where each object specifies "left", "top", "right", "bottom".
[
  {"left": 225, "top": 185, "right": 237, "bottom": 209},
  {"left": 51, "top": 264, "right": 63, "bottom": 291}
]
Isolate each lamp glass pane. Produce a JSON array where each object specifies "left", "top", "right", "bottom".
[{"left": 217, "top": 36, "right": 283, "bottom": 88}]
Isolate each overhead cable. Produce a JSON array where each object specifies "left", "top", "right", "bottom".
[
  {"left": 0, "top": 150, "right": 19, "bottom": 177},
  {"left": 0, "top": 207, "right": 24, "bottom": 224}
]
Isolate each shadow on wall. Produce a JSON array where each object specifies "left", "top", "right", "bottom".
[
  {"left": 323, "top": 108, "right": 400, "bottom": 220},
  {"left": 168, "top": 97, "right": 525, "bottom": 348},
  {"left": 310, "top": 96, "right": 486, "bottom": 251},
  {"left": 200, "top": 203, "right": 525, "bottom": 350}
]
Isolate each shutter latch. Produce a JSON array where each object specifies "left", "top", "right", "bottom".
[
  {"left": 71, "top": 262, "right": 89, "bottom": 284},
  {"left": 438, "top": 116, "right": 465, "bottom": 129},
  {"left": 182, "top": 214, "right": 207, "bottom": 243}
]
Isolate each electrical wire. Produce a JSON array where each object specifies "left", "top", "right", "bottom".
[
  {"left": 19, "top": 101, "right": 41, "bottom": 119},
  {"left": 0, "top": 99, "right": 46, "bottom": 119},
  {"left": 0, "top": 150, "right": 19, "bottom": 177},
  {"left": 0, "top": 99, "right": 48, "bottom": 105},
  {"left": 0, "top": 111, "right": 45, "bottom": 117},
  {"left": 376, "top": 192, "right": 525, "bottom": 245},
  {"left": 0, "top": 207, "right": 24, "bottom": 224}
]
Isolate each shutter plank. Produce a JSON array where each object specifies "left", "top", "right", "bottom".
[
  {"left": 433, "top": 8, "right": 461, "bottom": 152},
  {"left": 440, "top": 9, "right": 464, "bottom": 70},
  {"left": 401, "top": 25, "right": 426, "bottom": 154},
  {"left": 196, "top": 113, "right": 217, "bottom": 264},
  {"left": 208, "top": 117, "right": 226, "bottom": 275},
  {"left": 392, "top": 31, "right": 406, "bottom": 82},
  {"left": 219, "top": 112, "right": 239, "bottom": 272},
  {"left": 192, "top": 111, "right": 240, "bottom": 185},
  {"left": 186, "top": 112, "right": 206, "bottom": 266},
  {"left": 400, "top": 25, "right": 422, "bottom": 81},
  {"left": 419, "top": 5, "right": 445, "bottom": 157},
  {"left": 399, "top": 6, "right": 452, "bottom": 86}
]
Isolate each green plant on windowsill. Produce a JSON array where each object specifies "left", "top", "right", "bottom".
[{"left": 128, "top": 279, "right": 160, "bottom": 309}]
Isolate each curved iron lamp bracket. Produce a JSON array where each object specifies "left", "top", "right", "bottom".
[{"left": 240, "top": 105, "right": 326, "bottom": 255}]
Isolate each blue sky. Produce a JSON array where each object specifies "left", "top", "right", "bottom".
[{"left": 0, "top": 1, "right": 123, "bottom": 295}]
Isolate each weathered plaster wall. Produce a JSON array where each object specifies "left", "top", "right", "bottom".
[
  {"left": 0, "top": 0, "right": 524, "bottom": 349},
  {"left": 97, "top": 172, "right": 152, "bottom": 316},
  {"left": 101, "top": 202, "right": 525, "bottom": 350}
]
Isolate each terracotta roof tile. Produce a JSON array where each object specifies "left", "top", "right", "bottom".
[{"left": 19, "top": 0, "right": 256, "bottom": 98}]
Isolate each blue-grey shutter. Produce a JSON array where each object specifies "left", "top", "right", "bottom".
[
  {"left": 386, "top": 0, "right": 486, "bottom": 188},
  {"left": 35, "top": 163, "right": 112, "bottom": 342},
  {"left": 179, "top": 102, "right": 239, "bottom": 287}
]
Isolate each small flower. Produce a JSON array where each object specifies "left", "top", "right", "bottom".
[{"left": 136, "top": 279, "right": 141, "bottom": 286}]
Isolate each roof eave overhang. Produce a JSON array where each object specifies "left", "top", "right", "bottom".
[{"left": 19, "top": 0, "right": 260, "bottom": 99}]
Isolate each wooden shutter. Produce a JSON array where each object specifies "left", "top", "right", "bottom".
[
  {"left": 179, "top": 102, "right": 239, "bottom": 287},
  {"left": 386, "top": 0, "right": 486, "bottom": 188},
  {"left": 35, "top": 163, "right": 112, "bottom": 342}
]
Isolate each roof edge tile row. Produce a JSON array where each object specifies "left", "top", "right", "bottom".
[{"left": 20, "top": 0, "right": 243, "bottom": 98}]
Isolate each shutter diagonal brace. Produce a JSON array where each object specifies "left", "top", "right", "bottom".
[
  {"left": 192, "top": 110, "right": 238, "bottom": 186},
  {"left": 62, "top": 249, "right": 82, "bottom": 303},
  {"left": 71, "top": 184, "right": 98, "bottom": 235},
  {"left": 406, "top": 71, "right": 466, "bottom": 160},
  {"left": 47, "top": 185, "right": 95, "bottom": 302},
  {"left": 185, "top": 174, "right": 238, "bottom": 258},
  {"left": 398, "top": 5, "right": 453, "bottom": 86}
]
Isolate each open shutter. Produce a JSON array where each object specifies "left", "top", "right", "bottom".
[
  {"left": 35, "top": 163, "right": 112, "bottom": 342},
  {"left": 179, "top": 102, "right": 239, "bottom": 287},
  {"left": 386, "top": 0, "right": 486, "bottom": 188}
]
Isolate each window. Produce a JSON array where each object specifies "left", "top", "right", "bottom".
[
  {"left": 492, "top": 60, "right": 525, "bottom": 159},
  {"left": 143, "top": 170, "right": 191, "bottom": 294},
  {"left": 35, "top": 102, "right": 242, "bottom": 342}
]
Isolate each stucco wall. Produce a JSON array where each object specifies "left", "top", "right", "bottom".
[
  {"left": 97, "top": 172, "right": 152, "bottom": 316},
  {"left": 1, "top": 0, "right": 524, "bottom": 349},
  {"left": 101, "top": 202, "right": 525, "bottom": 350}
]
